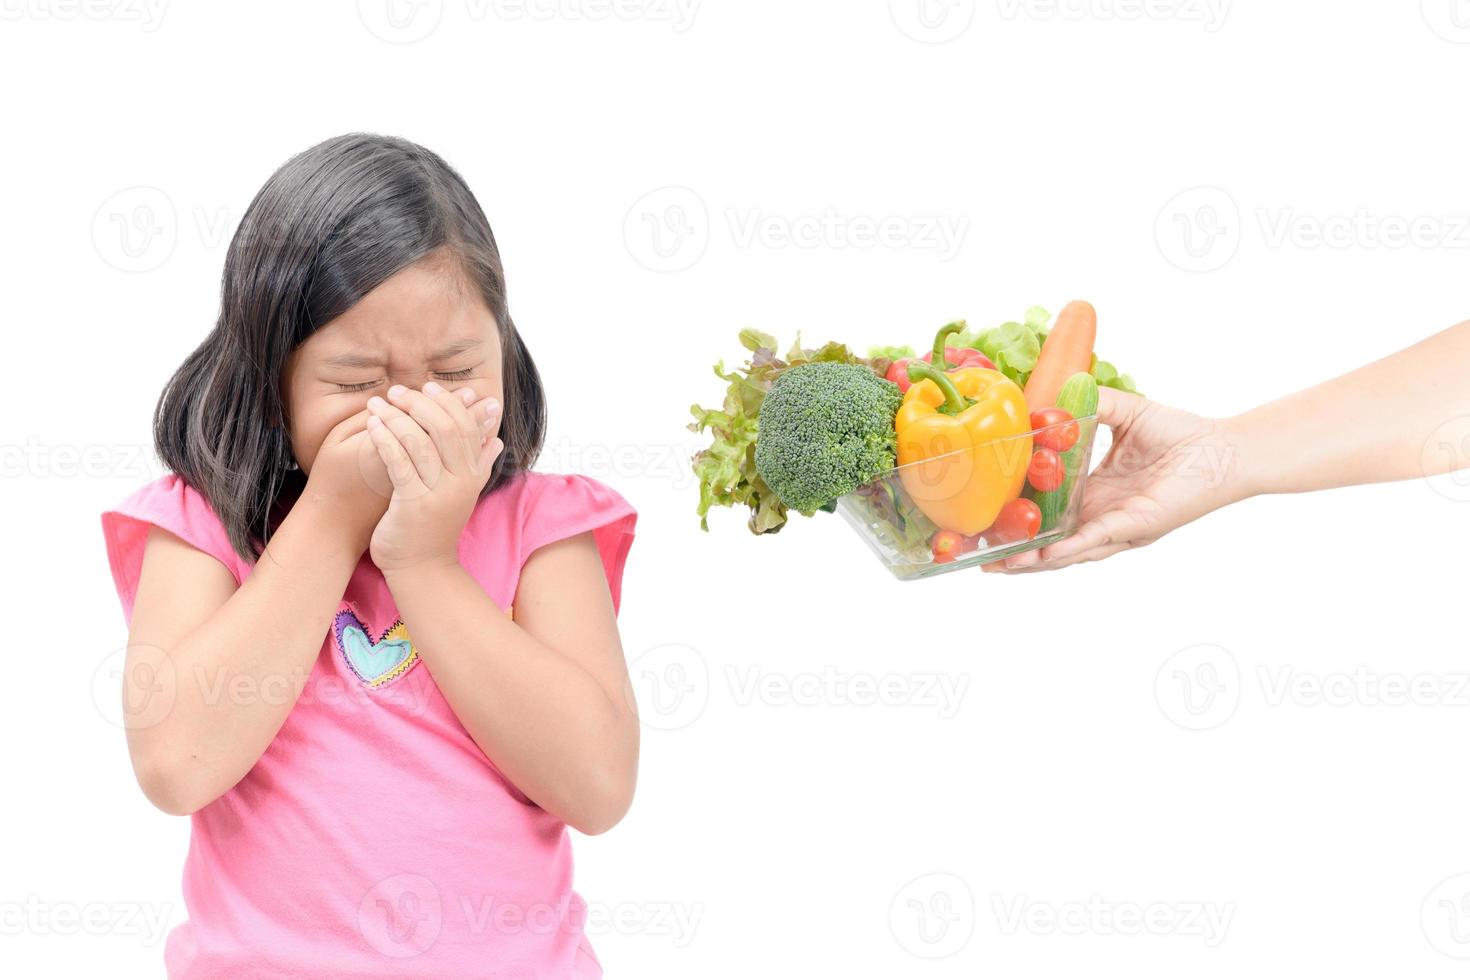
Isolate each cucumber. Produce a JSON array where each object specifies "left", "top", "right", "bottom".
[{"left": 1030, "top": 371, "right": 1099, "bottom": 532}]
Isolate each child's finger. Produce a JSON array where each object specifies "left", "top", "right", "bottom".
[
  {"left": 367, "top": 395, "right": 443, "bottom": 486},
  {"left": 477, "top": 435, "right": 504, "bottom": 476},
  {"left": 418, "top": 382, "right": 485, "bottom": 469},
  {"left": 386, "top": 384, "right": 470, "bottom": 475},
  {"left": 326, "top": 406, "right": 375, "bottom": 444},
  {"left": 474, "top": 396, "right": 502, "bottom": 443},
  {"left": 367, "top": 415, "right": 429, "bottom": 498}
]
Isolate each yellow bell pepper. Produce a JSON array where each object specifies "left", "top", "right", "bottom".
[{"left": 896, "top": 361, "right": 1032, "bottom": 535}]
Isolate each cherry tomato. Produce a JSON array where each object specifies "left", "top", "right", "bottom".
[
  {"left": 1026, "top": 448, "right": 1065, "bottom": 492},
  {"left": 930, "top": 529, "right": 966, "bottom": 564},
  {"left": 885, "top": 358, "right": 914, "bottom": 393},
  {"left": 1030, "top": 407, "right": 1080, "bottom": 452},
  {"left": 986, "top": 499, "right": 1042, "bottom": 544}
]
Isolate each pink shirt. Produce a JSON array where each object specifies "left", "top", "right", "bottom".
[{"left": 101, "top": 470, "right": 636, "bottom": 979}]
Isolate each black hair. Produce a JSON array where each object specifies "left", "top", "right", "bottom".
[{"left": 153, "top": 133, "right": 546, "bottom": 562}]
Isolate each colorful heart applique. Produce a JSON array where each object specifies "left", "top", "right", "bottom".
[{"left": 333, "top": 608, "right": 419, "bottom": 688}]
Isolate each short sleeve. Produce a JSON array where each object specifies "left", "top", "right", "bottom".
[
  {"left": 100, "top": 473, "right": 253, "bottom": 627},
  {"left": 517, "top": 472, "right": 637, "bottom": 613}
]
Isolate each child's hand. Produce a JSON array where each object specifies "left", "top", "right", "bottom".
[
  {"left": 364, "top": 383, "right": 503, "bottom": 572},
  {"left": 301, "top": 407, "right": 394, "bottom": 554}
]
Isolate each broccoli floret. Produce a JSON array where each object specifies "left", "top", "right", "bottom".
[{"left": 754, "top": 362, "right": 902, "bottom": 515}]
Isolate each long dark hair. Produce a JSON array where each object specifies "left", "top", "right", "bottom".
[{"left": 153, "top": 133, "right": 546, "bottom": 563}]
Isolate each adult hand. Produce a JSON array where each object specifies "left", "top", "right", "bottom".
[{"left": 987, "top": 388, "right": 1246, "bottom": 572}]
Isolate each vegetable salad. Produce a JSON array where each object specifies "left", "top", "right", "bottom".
[{"left": 689, "top": 303, "right": 1138, "bottom": 562}]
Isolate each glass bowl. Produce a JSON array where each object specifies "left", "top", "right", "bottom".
[{"left": 835, "top": 415, "right": 1099, "bottom": 580}]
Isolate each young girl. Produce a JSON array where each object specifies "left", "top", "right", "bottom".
[{"left": 100, "top": 134, "right": 639, "bottom": 979}]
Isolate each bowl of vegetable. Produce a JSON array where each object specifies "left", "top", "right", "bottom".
[
  {"left": 836, "top": 401, "right": 1100, "bottom": 580},
  {"left": 688, "top": 300, "right": 1137, "bottom": 579}
]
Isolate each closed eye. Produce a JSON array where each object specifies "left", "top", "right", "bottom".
[{"left": 333, "top": 368, "right": 474, "bottom": 393}]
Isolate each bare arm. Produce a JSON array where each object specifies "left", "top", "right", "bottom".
[
  {"left": 998, "top": 319, "right": 1470, "bottom": 571},
  {"left": 123, "top": 413, "right": 385, "bottom": 813},
  {"left": 1229, "top": 319, "right": 1470, "bottom": 495},
  {"left": 383, "top": 534, "right": 639, "bottom": 835}
]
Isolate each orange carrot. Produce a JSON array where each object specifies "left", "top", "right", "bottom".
[{"left": 1023, "top": 300, "right": 1097, "bottom": 409}]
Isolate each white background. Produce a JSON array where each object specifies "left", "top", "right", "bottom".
[{"left": 4, "top": 1, "right": 1470, "bottom": 977}]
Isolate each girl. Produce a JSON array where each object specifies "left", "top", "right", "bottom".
[{"left": 100, "top": 134, "right": 639, "bottom": 979}]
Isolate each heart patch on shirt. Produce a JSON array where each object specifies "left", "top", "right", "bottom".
[{"left": 333, "top": 608, "right": 419, "bottom": 688}]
